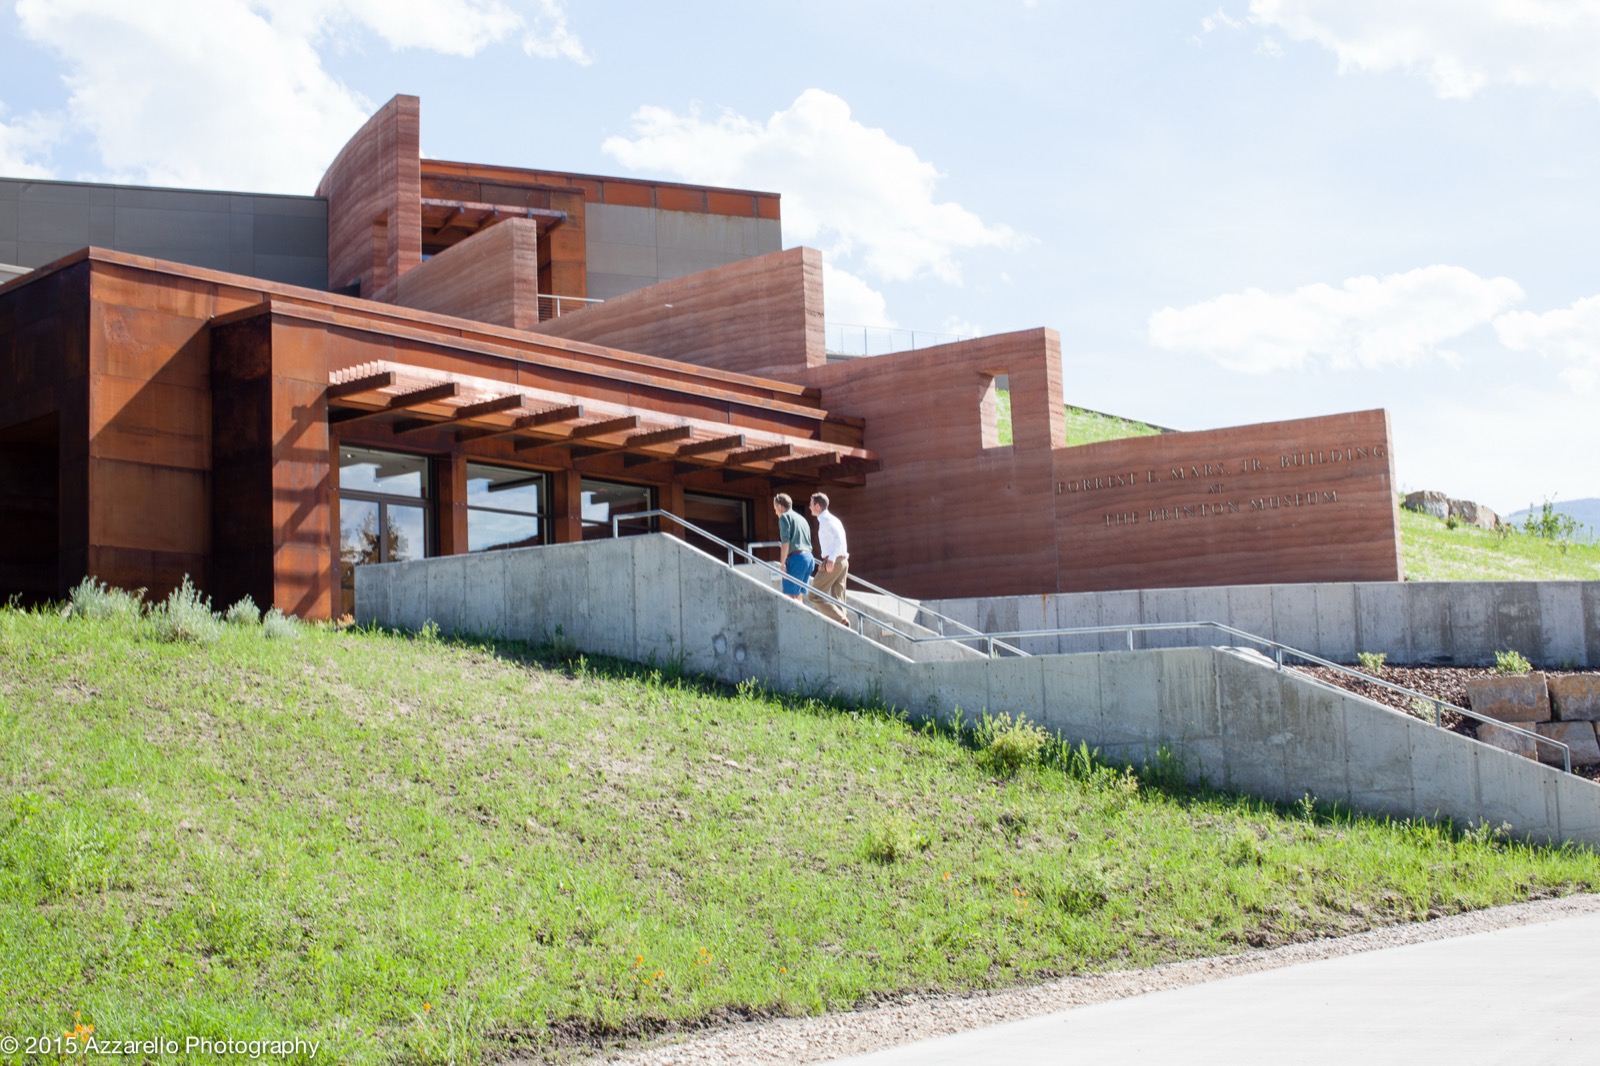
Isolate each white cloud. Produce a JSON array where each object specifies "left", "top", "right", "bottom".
[
  {"left": 600, "top": 89, "right": 1025, "bottom": 285},
  {"left": 521, "top": 0, "right": 592, "bottom": 64},
  {"left": 0, "top": 104, "right": 58, "bottom": 178},
  {"left": 822, "top": 264, "right": 895, "bottom": 328},
  {"left": 12, "top": 0, "right": 589, "bottom": 192},
  {"left": 1249, "top": 0, "right": 1600, "bottom": 100},
  {"left": 1148, "top": 265, "right": 1524, "bottom": 372},
  {"left": 1494, "top": 296, "right": 1600, "bottom": 392}
]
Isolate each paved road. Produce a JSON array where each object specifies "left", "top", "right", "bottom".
[{"left": 825, "top": 910, "right": 1600, "bottom": 1065}]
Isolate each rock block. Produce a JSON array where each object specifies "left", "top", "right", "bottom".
[
  {"left": 1534, "top": 721, "right": 1600, "bottom": 767},
  {"left": 1449, "top": 499, "right": 1499, "bottom": 531},
  {"left": 1475, "top": 722, "right": 1538, "bottom": 761},
  {"left": 1403, "top": 490, "right": 1449, "bottom": 519},
  {"left": 1549, "top": 675, "right": 1600, "bottom": 722},
  {"left": 1464, "top": 673, "right": 1550, "bottom": 723}
]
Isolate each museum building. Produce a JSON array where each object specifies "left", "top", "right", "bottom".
[{"left": 0, "top": 95, "right": 1403, "bottom": 620}]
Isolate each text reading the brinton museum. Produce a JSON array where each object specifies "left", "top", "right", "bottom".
[{"left": 1053, "top": 444, "right": 1387, "bottom": 528}]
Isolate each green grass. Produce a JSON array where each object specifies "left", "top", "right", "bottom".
[
  {"left": 3, "top": 603, "right": 1597, "bottom": 1063},
  {"left": 1400, "top": 508, "right": 1600, "bottom": 582},
  {"left": 995, "top": 392, "right": 1165, "bottom": 448}
]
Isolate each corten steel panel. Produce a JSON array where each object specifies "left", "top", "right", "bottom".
[
  {"left": 210, "top": 314, "right": 275, "bottom": 612},
  {"left": 420, "top": 159, "right": 779, "bottom": 217},
  {"left": 87, "top": 544, "right": 207, "bottom": 603},
  {"left": 0, "top": 421, "right": 61, "bottom": 603},
  {"left": 88, "top": 373, "right": 210, "bottom": 471},
  {"left": 599, "top": 182, "right": 654, "bottom": 209},
  {"left": 534, "top": 247, "right": 825, "bottom": 380},
  {"left": 705, "top": 191, "right": 759, "bottom": 218},
  {"left": 655, "top": 186, "right": 706, "bottom": 213},
  {"left": 801, "top": 329, "right": 1063, "bottom": 602},
  {"left": 89, "top": 459, "right": 209, "bottom": 557},
  {"left": 1053, "top": 409, "right": 1401, "bottom": 592},
  {"left": 318, "top": 94, "right": 422, "bottom": 295},
  {"left": 546, "top": 190, "right": 587, "bottom": 300},
  {"left": 387, "top": 218, "right": 541, "bottom": 329}
]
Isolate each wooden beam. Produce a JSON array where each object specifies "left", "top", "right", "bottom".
[
  {"left": 676, "top": 433, "right": 746, "bottom": 458},
  {"left": 566, "top": 415, "right": 641, "bottom": 440},
  {"left": 814, "top": 457, "right": 883, "bottom": 483},
  {"left": 392, "top": 393, "right": 526, "bottom": 435},
  {"left": 770, "top": 451, "right": 840, "bottom": 475},
  {"left": 326, "top": 371, "right": 395, "bottom": 400},
  {"left": 455, "top": 404, "right": 583, "bottom": 443},
  {"left": 623, "top": 425, "right": 695, "bottom": 450},
  {"left": 328, "top": 381, "right": 459, "bottom": 425},
  {"left": 724, "top": 443, "right": 793, "bottom": 466}
]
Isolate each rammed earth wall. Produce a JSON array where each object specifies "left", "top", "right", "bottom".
[{"left": 358, "top": 536, "right": 1600, "bottom": 846}]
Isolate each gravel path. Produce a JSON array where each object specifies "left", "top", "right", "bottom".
[{"left": 561, "top": 893, "right": 1600, "bottom": 1065}]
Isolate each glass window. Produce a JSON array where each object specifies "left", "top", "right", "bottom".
[
  {"left": 338, "top": 446, "right": 427, "bottom": 498},
  {"left": 337, "top": 446, "right": 433, "bottom": 616},
  {"left": 683, "top": 492, "right": 751, "bottom": 558},
  {"left": 466, "top": 463, "right": 547, "bottom": 552},
  {"left": 580, "top": 479, "right": 654, "bottom": 541}
]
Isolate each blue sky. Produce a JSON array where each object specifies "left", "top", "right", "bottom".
[{"left": 2, "top": 0, "right": 1597, "bottom": 514}]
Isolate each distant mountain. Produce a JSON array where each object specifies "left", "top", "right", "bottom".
[{"left": 1505, "top": 498, "right": 1600, "bottom": 541}]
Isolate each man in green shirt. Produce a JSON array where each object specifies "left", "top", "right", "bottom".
[{"left": 773, "top": 493, "right": 815, "bottom": 601}]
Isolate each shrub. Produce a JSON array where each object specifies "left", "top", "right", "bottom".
[
  {"left": 65, "top": 577, "right": 144, "bottom": 622},
  {"left": 1494, "top": 649, "right": 1533, "bottom": 675},
  {"left": 262, "top": 608, "right": 299, "bottom": 640},
  {"left": 1445, "top": 512, "right": 1461, "bottom": 530},
  {"left": 974, "top": 711, "right": 1051, "bottom": 777},
  {"left": 1523, "top": 499, "right": 1581, "bottom": 544},
  {"left": 150, "top": 576, "right": 223, "bottom": 644},
  {"left": 1356, "top": 650, "right": 1387, "bottom": 676},
  {"left": 224, "top": 595, "right": 262, "bottom": 626},
  {"left": 860, "top": 815, "right": 930, "bottom": 864}
]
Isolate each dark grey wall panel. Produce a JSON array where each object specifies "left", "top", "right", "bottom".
[{"left": 0, "top": 176, "right": 328, "bottom": 289}]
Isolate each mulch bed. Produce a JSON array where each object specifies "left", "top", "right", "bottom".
[{"left": 1288, "top": 663, "right": 1600, "bottom": 782}]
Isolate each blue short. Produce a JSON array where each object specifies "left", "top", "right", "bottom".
[{"left": 783, "top": 551, "right": 816, "bottom": 596}]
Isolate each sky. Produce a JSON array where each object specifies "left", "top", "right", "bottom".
[{"left": 1, "top": 0, "right": 1597, "bottom": 515}]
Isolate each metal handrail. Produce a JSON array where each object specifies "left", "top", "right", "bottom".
[
  {"left": 743, "top": 541, "right": 1027, "bottom": 657},
  {"left": 613, "top": 511, "right": 888, "bottom": 642},
  {"left": 608, "top": 517, "right": 1571, "bottom": 772},
  {"left": 909, "top": 620, "right": 1573, "bottom": 774}
]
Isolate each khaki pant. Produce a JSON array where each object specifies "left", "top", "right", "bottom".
[{"left": 808, "top": 556, "right": 850, "bottom": 625}]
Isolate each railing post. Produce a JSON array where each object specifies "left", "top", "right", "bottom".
[
  {"left": 1274, "top": 645, "right": 1283, "bottom": 670},
  {"left": 1126, "top": 627, "right": 1134, "bottom": 652}
]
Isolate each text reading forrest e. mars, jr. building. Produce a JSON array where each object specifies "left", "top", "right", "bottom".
[{"left": 0, "top": 96, "right": 1401, "bottom": 619}]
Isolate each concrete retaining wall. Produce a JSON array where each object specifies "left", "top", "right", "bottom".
[
  {"left": 357, "top": 536, "right": 1600, "bottom": 846},
  {"left": 923, "top": 581, "right": 1600, "bottom": 667}
]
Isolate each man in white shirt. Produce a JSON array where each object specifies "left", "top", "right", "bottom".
[{"left": 807, "top": 492, "right": 850, "bottom": 625}]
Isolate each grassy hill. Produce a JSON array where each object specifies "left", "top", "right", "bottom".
[
  {"left": 1399, "top": 507, "right": 1600, "bottom": 581},
  {"left": 3, "top": 601, "right": 1597, "bottom": 1063}
]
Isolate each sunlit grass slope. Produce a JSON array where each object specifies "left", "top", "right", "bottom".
[{"left": 2, "top": 604, "right": 1596, "bottom": 1063}]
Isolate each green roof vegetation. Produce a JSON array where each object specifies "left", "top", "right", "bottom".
[
  {"left": 3, "top": 597, "right": 1595, "bottom": 1063},
  {"left": 995, "top": 392, "right": 1165, "bottom": 448}
]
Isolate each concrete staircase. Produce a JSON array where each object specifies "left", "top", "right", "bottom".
[{"left": 359, "top": 534, "right": 1600, "bottom": 846}]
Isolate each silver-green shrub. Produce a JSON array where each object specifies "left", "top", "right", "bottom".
[
  {"left": 262, "top": 607, "right": 299, "bottom": 640},
  {"left": 150, "top": 576, "right": 223, "bottom": 644},
  {"left": 224, "top": 595, "right": 262, "bottom": 626},
  {"left": 65, "top": 577, "right": 145, "bottom": 622}
]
